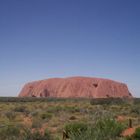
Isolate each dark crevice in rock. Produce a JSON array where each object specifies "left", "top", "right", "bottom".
[{"left": 93, "top": 83, "right": 98, "bottom": 88}]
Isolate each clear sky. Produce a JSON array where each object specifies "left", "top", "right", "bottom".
[{"left": 0, "top": 0, "right": 140, "bottom": 97}]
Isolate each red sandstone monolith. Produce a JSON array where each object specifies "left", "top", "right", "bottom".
[{"left": 18, "top": 77, "right": 132, "bottom": 98}]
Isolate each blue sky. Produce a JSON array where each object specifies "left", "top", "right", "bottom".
[{"left": 0, "top": 0, "right": 140, "bottom": 97}]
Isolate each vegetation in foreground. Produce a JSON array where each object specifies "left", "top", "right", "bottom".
[{"left": 0, "top": 97, "right": 140, "bottom": 140}]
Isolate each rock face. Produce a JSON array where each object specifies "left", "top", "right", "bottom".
[{"left": 18, "top": 77, "right": 132, "bottom": 98}]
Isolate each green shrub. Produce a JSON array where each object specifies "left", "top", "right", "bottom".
[
  {"left": 90, "top": 98, "right": 130, "bottom": 105},
  {"left": 5, "top": 111, "right": 16, "bottom": 121},
  {"left": 132, "top": 127, "right": 140, "bottom": 139},
  {"left": 95, "top": 118, "right": 125, "bottom": 139},
  {"left": 130, "top": 105, "right": 140, "bottom": 115},
  {"left": 64, "top": 122, "right": 88, "bottom": 136},
  {"left": 44, "top": 129, "right": 52, "bottom": 140},
  {"left": 32, "top": 118, "right": 42, "bottom": 128},
  {"left": 64, "top": 106, "right": 80, "bottom": 113},
  {"left": 0, "top": 124, "right": 53, "bottom": 140},
  {"left": 40, "top": 112, "right": 53, "bottom": 120},
  {"left": 26, "top": 128, "right": 52, "bottom": 140},
  {"left": 14, "top": 105, "right": 29, "bottom": 115},
  {"left": 30, "top": 111, "right": 39, "bottom": 117},
  {"left": 14, "top": 106, "right": 26, "bottom": 112},
  {"left": 65, "top": 118, "right": 125, "bottom": 140},
  {"left": 47, "top": 106, "right": 63, "bottom": 113},
  {"left": 0, "top": 125, "right": 20, "bottom": 140}
]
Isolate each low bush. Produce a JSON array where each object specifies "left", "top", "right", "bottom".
[
  {"left": 94, "top": 118, "right": 125, "bottom": 139},
  {"left": 14, "top": 106, "right": 25, "bottom": 112},
  {"left": 40, "top": 112, "right": 53, "bottom": 120},
  {"left": 13, "top": 105, "right": 30, "bottom": 117},
  {"left": 47, "top": 106, "right": 63, "bottom": 113},
  {"left": 30, "top": 110, "right": 39, "bottom": 117},
  {"left": 130, "top": 105, "right": 140, "bottom": 115},
  {"left": 32, "top": 118, "right": 42, "bottom": 128},
  {"left": 133, "top": 127, "right": 140, "bottom": 138},
  {"left": 90, "top": 98, "right": 130, "bottom": 105},
  {"left": 5, "top": 111, "right": 16, "bottom": 121},
  {"left": 65, "top": 118, "right": 125, "bottom": 140},
  {"left": 22, "top": 128, "right": 53, "bottom": 140},
  {"left": 0, "top": 124, "right": 52, "bottom": 140},
  {"left": 0, "top": 125, "right": 20, "bottom": 140},
  {"left": 64, "top": 122, "right": 88, "bottom": 136}
]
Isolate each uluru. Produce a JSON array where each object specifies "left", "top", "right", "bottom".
[{"left": 18, "top": 77, "right": 132, "bottom": 98}]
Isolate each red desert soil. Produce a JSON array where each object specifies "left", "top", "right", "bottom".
[
  {"left": 116, "top": 115, "right": 132, "bottom": 122},
  {"left": 122, "top": 127, "right": 136, "bottom": 137},
  {"left": 116, "top": 115, "right": 127, "bottom": 122},
  {"left": 22, "top": 117, "right": 49, "bottom": 135},
  {"left": 117, "top": 115, "right": 139, "bottom": 137},
  {"left": 32, "top": 123, "right": 56, "bottom": 135},
  {"left": 121, "top": 126, "right": 140, "bottom": 137},
  {"left": 22, "top": 116, "right": 32, "bottom": 127},
  {"left": 19, "top": 76, "right": 132, "bottom": 98}
]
